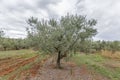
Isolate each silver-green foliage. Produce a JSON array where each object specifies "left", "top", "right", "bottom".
[
  {"left": 27, "top": 14, "right": 97, "bottom": 55},
  {"left": 27, "top": 14, "right": 97, "bottom": 68},
  {"left": 0, "top": 29, "right": 4, "bottom": 38}
]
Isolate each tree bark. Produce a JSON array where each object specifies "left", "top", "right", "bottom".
[
  {"left": 4, "top": 47, "right": 6, "bottom": 51},
  {"left": 57, "top": 51, "right": 61, "bottom": 68}
]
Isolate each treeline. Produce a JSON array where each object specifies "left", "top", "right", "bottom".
[
  {"left": 94, "top": 40, "right": 120, "bottom": 53},
  {"left": 0, "top": 14, "right": 120, "bottom": 54},
  {"left": 0, "top": 38, "right": 29, "bottom": 51},
  {"left": 0, "top": 31, "right": 120, "bottom": 53},
  {"left": 1, "top": 37, "right": 119, "bottom": 53},
  {"left": 26, "top": 35, "right": 120, "bottom": 54},
  {"left": 26, "top": 15, "right": 120, "bottom": 55},
  {"left": 78, "top": 40, "right": 120, "bottom": 54}
]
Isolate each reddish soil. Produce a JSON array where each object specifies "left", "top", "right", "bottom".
[
  {"left": 1, "top": 57, "right": 109, "bottom": 80},
  {"left": 28, "top": 58, "right": 109, "bottom": 80},
  {"left": 8, "top": 74, "right": 16, "bottom": 80},
  {"left": 0, "top": 56, "right": 38, "bottom": 76},
  {"left": 0, "top": 57, "right": 11, "bottom": 61},
  {"left": 0, "top": 57, "right": 20, "bottom": 65},
  {"left": 0, "top": 58, "right": 23, "bottom": 70},
  {"left": 104, "top": 59, "right": 120, "bottom": 68},
  {"left": 17, "top": 58, "right": 48, "bottom": 80},
  {"left": 29, "top": 58, "right": 48, "bottom": 77}
]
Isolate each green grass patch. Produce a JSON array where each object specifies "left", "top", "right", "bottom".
[
  {"left": 0, "top": 49, "right": 37, "bottom": 59},
  {"left": 0, "top": 52, "right": 47, "bottom": 80},
  {"left": 71, "top": 53, "right": 120, "bottom": 80}
]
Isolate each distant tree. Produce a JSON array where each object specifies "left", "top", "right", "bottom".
[
  {"left": 12, "top": 39, "right": 27, "bottom": 50},
  {"left": 0, "top": 29, "right": 4, "bottom": 38},
  {"left": 0, "top": 29, "right": 4, "bottom": 50},
  {"left": 78, "top": 39, "right": 92, "bottom": 53},
  {"left": 92, "top": 40, "right": 103, "bottom": 51},
  {"left": 1, "top": 38, "right": 11, "bottom": 50},
  {"left": 92, "top": 40, "right": 120, "bottom": 54},
  {"left": 27, "top": 14, "right": 97, "bottom": 68},
  {"left": 109, "top": 41, "right": 120, "bottom": 53},
  {"left": 0, "top": 29, "right": 30, "bottom": 50}
]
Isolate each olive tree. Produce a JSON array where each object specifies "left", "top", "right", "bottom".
[
  {"left": 27, "top": 14, "right": 97, "bottom": 68},
  {"left": 0, "top": 29, "right": 4, "bottom": 49},
  {"left": 0, "top": 29, "right": 4, "bottom": 38},
  {"left": 109, "top": 41, "right": 120, "bottom": 53}
]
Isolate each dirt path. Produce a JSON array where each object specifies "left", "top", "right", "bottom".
[
  {"left": 27, "top": 58, "right": 109, "bottom": 80},
  {"left": 17, "top": 58, "right": 47, "bottom": 80}
]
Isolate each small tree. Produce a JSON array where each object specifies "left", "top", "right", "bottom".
[
  {"left": 110, "top": 41, "right": 120, "bottom": 54},
  {"left": 0, "top": 29, "right": 4, "bottom": 38},
  {"left": 0, "top": 30, "right": 4, "bottom": 50},
  {"left": 27, "top": 14, "right": 97, "bottom": 68},
  {"left": 0, "top": 29, "right": 4, "bottom": 42}
]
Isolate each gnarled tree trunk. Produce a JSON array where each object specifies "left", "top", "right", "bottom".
[
  {"left": 56, "top": 51, "right": 67, "bottom": 69},
  {"left": 57, "top": 51, "right": 61, "bottom": 68}
]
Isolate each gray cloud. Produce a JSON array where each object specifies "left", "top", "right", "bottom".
[
  {"left": 0, "top": 0, "right": 120, "bottom": 40},
  {"left": 76, "top": 0, "right": 120, "bottom": 40},
  {"left": 37, "top": 0, "right": 61, "bottom": 9}
]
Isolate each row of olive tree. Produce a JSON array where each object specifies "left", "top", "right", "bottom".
[
  {"left": 92, "top": 40, "right": 120, "bottom": 53},
  {"left": 0, "top": 38, "right": 29, "bottom": 51},
  {"left": 0, "top": 30, "right": 29, "bottom": 50},
  {"left": 26, "top": 14, "right": 97, "bottom": 68}
]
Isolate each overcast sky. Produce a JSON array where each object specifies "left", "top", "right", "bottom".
[{"left": 0, "top": 0, "right": 120, "bottom": 40}]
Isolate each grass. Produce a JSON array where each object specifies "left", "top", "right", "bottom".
[
  {"left": 71, "top": 53, "right": 120, "bottom": 80},
  {"left": 0, "top": 49, "right": 48, "bottom": 80},
  {"left": 0, "top": 49, "right": 37, "bottom": 59},
  {"left": 1, "top": 49, "right": 119, "bottom": 80},
  {"left": 101, "top": 50, "right": 120, "bottom": 60},
  {"left": 1, "top": 55, "right": 46, "bottom": 80}
]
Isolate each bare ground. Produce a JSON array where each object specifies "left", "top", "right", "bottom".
[
  {"left": 23, "top": 58, "right": 109, "bottom": 80},
  {"left": 0, "top": 56, "right": 38, "bottom": 77}
]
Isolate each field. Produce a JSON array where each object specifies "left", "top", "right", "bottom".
[
  {"left": 0, "top": 50, "right": 120, "bottom": 80},
  {"left": 0, "top": 50, "right": 47, "bottom": 80},
  {"left": 71, "top": 53, "right": 120, "bottom": 80}
]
